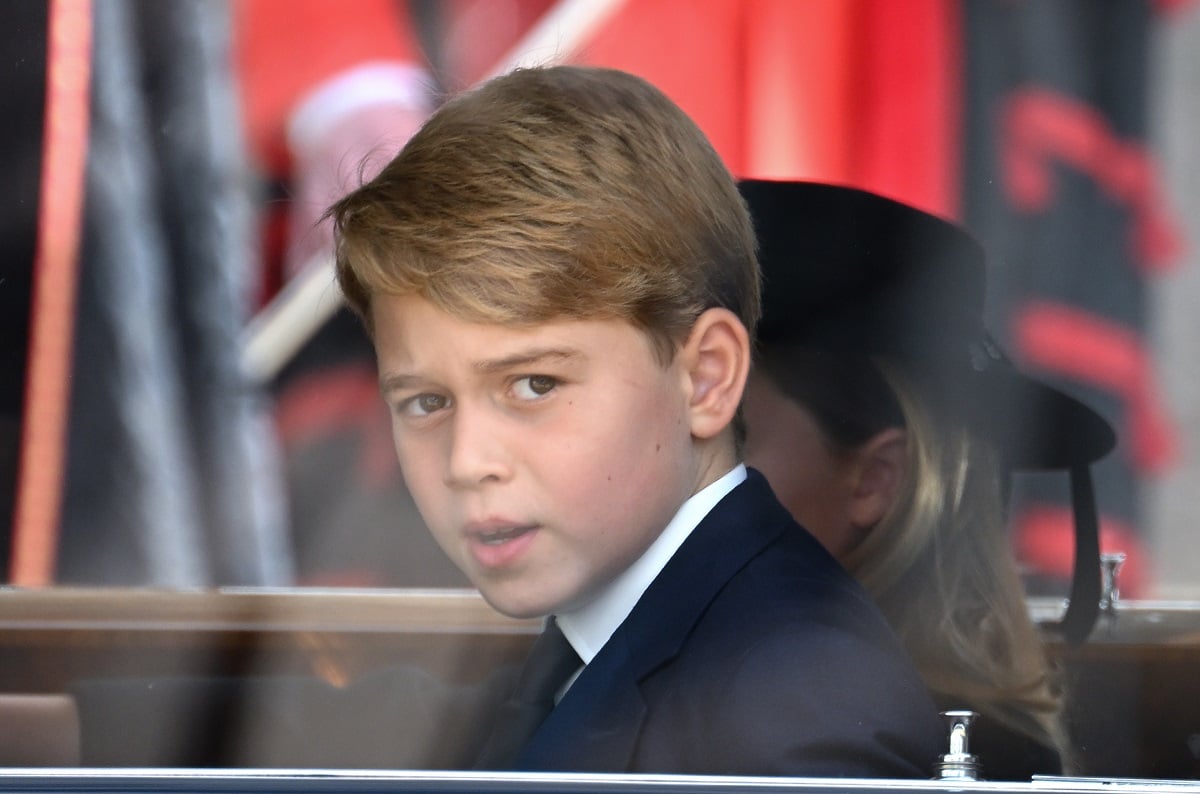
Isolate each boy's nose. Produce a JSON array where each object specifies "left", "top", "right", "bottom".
[{"left": 443, "top": 408, "right": 510, "bottom": 488}]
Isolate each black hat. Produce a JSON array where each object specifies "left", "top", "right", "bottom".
[
  {"left": 741, "top": 178, "right": 1115, "bottom": 642},
  {"left": 742, "top": 178, "right": 1114, "bottom": 470}
]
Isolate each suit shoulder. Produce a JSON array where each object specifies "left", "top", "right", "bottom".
[{"left": 645, "top": 535, "right": 945, "bottom": 776}]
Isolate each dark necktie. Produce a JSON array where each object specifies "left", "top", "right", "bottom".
[{"left": 474, "top": 617, "right": 582, "bottom": 768}]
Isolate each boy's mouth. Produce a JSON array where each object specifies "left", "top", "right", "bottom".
[
  {"left": 465, "top": 521, "right": 541, "bottom": 569},
  {"left": 478, "top": 525, "right": 535, "bottom": 545},
  {"left": 465, "top": 519, "right": 540, "bottom": 544}
]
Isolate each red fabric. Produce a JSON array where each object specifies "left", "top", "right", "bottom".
[
  {"left": 436, "top": 0, "right": 961, "bottom": 214},
  {"left": 1002, "top": 87, "right": 1184, "bottom": 273},
  {"left": 742, "top": 0, "right": 856, "bottom": 182},
  {"left": 234, "top": 0, "right": 424, "bottom": 174},
  {"left": 576, "top": 0, "right": 747, "bottom": 171},
  {"left": 441, "top": 0, "right": 560, "bottom": 89},
  {"left": 569, "top": 0, "right": 962, "bottom": 217},
  {"left": 1015, "top": 300, "right": 1177, "bottom": 473},
  {"left": 854, "top": 0, "right": 961, "bottom": 219}
]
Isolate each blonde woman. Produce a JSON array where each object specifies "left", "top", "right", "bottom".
[{"left": 740, "top": 180, "right": 1115, "bottom": 780}]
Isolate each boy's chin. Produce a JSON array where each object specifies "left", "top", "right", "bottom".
[{"left": 474, "top": 585, "right": 560, "bottom": 621}]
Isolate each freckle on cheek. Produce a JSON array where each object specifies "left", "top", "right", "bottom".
[{"left": 655, "top": 444, "right": 661, "bottom": 452}]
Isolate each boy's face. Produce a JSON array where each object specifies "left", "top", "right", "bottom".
[{"left": 373, "top": 294, "right": 706, "bottom": 619}]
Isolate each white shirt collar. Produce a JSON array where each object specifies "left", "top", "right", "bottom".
[{"left": 556, "top": 464, "right": 747, "bottom": 664}]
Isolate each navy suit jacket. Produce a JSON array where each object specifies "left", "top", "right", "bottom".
[{"left": 511, "top": 469, "right": 944, "bottom": 777}]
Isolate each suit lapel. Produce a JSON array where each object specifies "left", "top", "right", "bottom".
[
  {"left": 515, "top": 470, "right": 793, "bottom": 771},
  {"left": 620, "top": 469, "right": 792, "bottom": 669},
  {"left": 514, "top": 632, "right": 646, "bottom": 770}
]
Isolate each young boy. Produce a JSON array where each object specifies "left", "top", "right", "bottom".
[{"left": 329, "top": 65, "right": 944, "bottom": 776}]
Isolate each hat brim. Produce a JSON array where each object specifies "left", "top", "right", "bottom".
[{"left": 977, "top": 363, "right": 1116, "bottom": 470}]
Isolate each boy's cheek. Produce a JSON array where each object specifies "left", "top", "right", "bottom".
[
  {"left": 396, "top": 453, "right": 437, "bottom": 494},
  {"left": 391, "top": 442, "right": 445, "bottom": 503},
  {"left": 392, "top": 434, "right": 434, "bottom": 469}
]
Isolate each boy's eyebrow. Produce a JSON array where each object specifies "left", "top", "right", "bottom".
[
  {"left": 378, "top": 347, "right": 583, "bottom": 394},
  {"left": 378, "top": 372, "right": 423, "bottom": 395},
  {"left": 471, "top": 347, "right": 582, "bottom": 375}
]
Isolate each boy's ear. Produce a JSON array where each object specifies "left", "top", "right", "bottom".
[
  {"left": 680, "top": 307, "right": 751, "bottom": 440},
  {"left": 846, "top": 428, "right": 908, "bottom": 530}
]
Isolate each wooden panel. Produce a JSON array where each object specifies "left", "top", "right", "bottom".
[
  {"left": 0, "top": 588, "right": 539, "bottom": 693},
  {"left": 1038, "top": 601, "right": 1200, "bottom": 780}
]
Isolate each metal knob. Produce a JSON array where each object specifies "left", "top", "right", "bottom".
[
  {"left": 1099, "top": 551, "right": 1127, "bottom": 614},
  {"left": 933, "top": 710, "right": 981, "bottom": 781}
]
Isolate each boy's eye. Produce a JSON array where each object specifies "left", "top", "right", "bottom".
[
  {"left": 401, "top": 393, "right": 449, "bottom": 417},
  {"left": 512, "top": 375, "right": 558, "bottom": 400}
]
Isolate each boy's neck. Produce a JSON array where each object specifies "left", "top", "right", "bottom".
[
  {"left": 557, "top": 463, "right": 747, "bottom": 662},
  {"left": 689, "top": 433, "right": 741, "bottom": 497}
]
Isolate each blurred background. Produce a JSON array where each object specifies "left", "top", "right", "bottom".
[{"left": 2, "top": 0, "right": 1198, "bottom": 599}]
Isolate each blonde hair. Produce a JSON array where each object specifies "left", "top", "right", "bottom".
[
  {"left": 329, "top": 65, "right": 760, "bottom": 363},
  {"left": 844, "top": 363, "right": 1069, "bottom": 766}
]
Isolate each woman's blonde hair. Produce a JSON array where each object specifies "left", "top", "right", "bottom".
[
  {"left": 854, "top": 364, "right": 1067, "bottom": 761},
  {"left": 760, "top": 350, "right": 1068, "bottom": 766}
]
